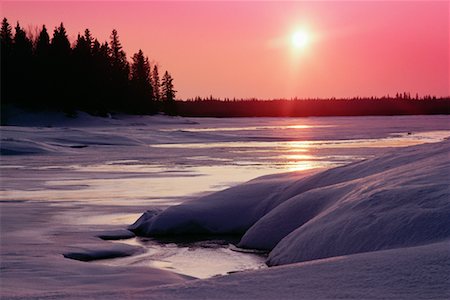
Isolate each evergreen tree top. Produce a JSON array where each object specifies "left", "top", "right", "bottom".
[
  {"left": 84, "top": 28, "right": 93, "bottom": 46},
  {"left": 35, "top": 25, "right": 50, "bottom": 55},
  {"left": 109, "top": 29, "right": 128, "bottom": 72},
  {"left": 51, "top": 22, "right": 71, "bottom": 55},
  {"left": 1, "top": 17, "right": 12, "bottom": 43},
  {"left": 14, "top": 22, "right": 26, "bottom": 40}
]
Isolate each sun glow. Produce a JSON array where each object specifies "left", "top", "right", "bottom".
[{"left": 291, "top": 30, "right": 310, "bottom": 49}]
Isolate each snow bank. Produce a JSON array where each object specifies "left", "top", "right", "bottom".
[
  {"left": 129, "top": 171, "right": 317, "bottom": 236},
  {"left": 241, "top": 140, "right": 450, "bottom": 256},
  {"left": 266, "top": 145, "right": 449, "bottom": 265},
  {"left": 132, "top": 140, "right": 450, "bottom": 266}
]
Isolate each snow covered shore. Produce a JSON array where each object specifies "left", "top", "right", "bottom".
[{"left": 131, "top": 140, "right": 450, "bottom": 267}]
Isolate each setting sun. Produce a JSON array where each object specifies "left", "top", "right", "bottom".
[{"left": 291, "top": 30, "right": 310, "bottom": 49}]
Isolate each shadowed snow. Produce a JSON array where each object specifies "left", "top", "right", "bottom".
[{"left": 131, "top": 140, "right": 450, "bottom": 267}]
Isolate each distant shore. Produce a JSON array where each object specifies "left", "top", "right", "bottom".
[
  {"left": 175, "top": 98, "right": 450, "bottom": 118},
  {"left": 2, "top": 98, "right": 449, "bottom": 125}
]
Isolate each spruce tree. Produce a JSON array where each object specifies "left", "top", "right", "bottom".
[
  {"left": 73, "top": 33, "right": 94, "bottom": 110},
  {"left": 73, "top": 34, "right": 91, "bottom": 57},
  {"left": 109, "top": 29, "right": 129, "bottom": 74},
  {"left": 130, "top": 49, "right": 153, "bottom": 112},
  {"left": 11, "top": 22, "right": 33, "bottom": 106},
  {"left": 91, "top": 40, "right": 112, "bottom": 114},
  {"left": 35, "top": 25, "right": 50, "bottom": 56},
  {"left": 84, "top": 28, "right": 93, "bottom": 52},
  {"left": 161, "top": 71, "right": 177, "bottom": 115},
  {"left": 161, "top": 71, "right": 176, "bottom": 102},
  {"left": 13, "top": 22, "right": 33, "bottom": 57},
  {"left": 109, "top": 29, "right": 129, "bottom": 110},
  {"left": 130, "top": 50, "right": 149, "bottom": 81},
  {"left": 49, "top": 23, "right": 72, "bottom": 110},
  {"left": 151, "top": 65, "right": 161, "bottom": 102},
  {"left": 50, "top": 23, "right": 71, "bottom": 57},
  {"left": 34, "top": 25, "right": 51, "bottom": 107},
  {"left": 0, "top": 18, "right": 13, "bottom": 47},
  {"left": 1, "top": 18, "right": 13, "bottom": 122}
]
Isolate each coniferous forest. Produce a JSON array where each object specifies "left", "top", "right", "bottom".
[{"left": 0, "top": 18, "right": 177, "bottom": 123}]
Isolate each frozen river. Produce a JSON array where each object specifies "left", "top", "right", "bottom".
[{"left": 1, "top": 114, "right": 449, "bottom": 295}]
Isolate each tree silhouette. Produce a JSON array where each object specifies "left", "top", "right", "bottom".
[
  {"left": 11, "top": 22, "right": 33, "bottom": 106},
  {"left": 1, "top": 18, "right": 13, "bottom": 123},
  {"left": 109, "top": 29, "right": 127, "bottom": 69},
  {"left": 35, "top": 25, "right": 50, "bottom": 56},
  {"left": 50, "top": 23, "right": 71, "bottom": 57},
  {"left": 161, "top": 71, "right": 177, "bottom": 115},
  {"left": 73, "top": 34, "right": 90, "bottom": 57},
  {"left": 84, "top": 28, "right": 93, "bottom": 50},
  {"left": 72, "top": 32, "right": 94, "bottom": 110},
  {"left": 48, "top": 23, "right": 72, "bottom": 110},
  {"left": 130, "top": 49, "right": 154, "bottom": 112},
  {"left": 109, "top": 29, "right": 129, "bottom": 110},
  {"left": 151, "top": 65, "right": 161, "bottom": 102},
  {"left": 0, "top": 18, "right": 13, "bottom": 48},
  {"left": 91, "top": 39, "right": 113, "bottom": 115},
  {"left": 34, "top": 25, "right": 51, "bottom": 107},
  {"left": 161, "top": 71, "right": 176, "bottom": 102},
  {"left": 131, "top": 50, "right": 151, "bottom": 85}
]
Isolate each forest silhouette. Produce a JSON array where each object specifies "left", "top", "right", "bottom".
[
  {"left": 1, "top": 18, "right": 448, "bottom": 123},
  {"left": 177, "top": 98, "right": 449, "bottom": 118},
  {"left": 1, "top": 18, "right": 176, "bottom": 123}
]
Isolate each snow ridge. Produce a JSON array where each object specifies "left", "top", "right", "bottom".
[{"left": 131, "top": 140, "right": 450, "bottom": 266}]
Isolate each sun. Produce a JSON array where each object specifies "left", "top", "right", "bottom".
[{"left": 291, "top": 30, "right": 310, "bottom": 49}]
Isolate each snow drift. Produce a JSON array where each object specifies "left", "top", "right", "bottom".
[
  {"left": 131, "top": 140, "right": 450, "bottom": 266},
  {"left": 129, "top": 171, "right": 316, "bottom": 236}
]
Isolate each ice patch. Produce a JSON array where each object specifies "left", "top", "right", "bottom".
[
  {"left": 97, "top": 229, "right": 136, "bottom": 240},
  {"left": 63, "top": 243, "right": 143, "bottom": 261}
]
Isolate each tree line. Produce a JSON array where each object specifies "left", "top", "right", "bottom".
[
  {"left": 177, "top": 98, "right": 449, "bottom": 117},
  {"left": 1, "top": 18, "right": 176, "bottom": 121},
  {"left": 186, "top": 93, "right": 443, "bottom": 102}
]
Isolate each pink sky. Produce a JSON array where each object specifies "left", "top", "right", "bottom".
[{"left": 2, "top": 1, "right": 449, "bottom": 99}]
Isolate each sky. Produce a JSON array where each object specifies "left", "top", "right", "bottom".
[{"left": 2, "top": 1, "right": 449, "bottom": 99}]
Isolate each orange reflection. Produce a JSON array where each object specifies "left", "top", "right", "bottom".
[
  {"left": 282, "top": 154, "right": 314, "bottom": 160},
  {"left": 285, "top": 125, "right": 313, "bottom": 129},
  {"left": 287, "top": 161, "right": 322, "bottom": 172},
  {"left": 281, "top": 140, "right": 318, "bottom": 171}
]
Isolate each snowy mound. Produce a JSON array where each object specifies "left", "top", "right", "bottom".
[
  {"left": 129, "top": 171, "right": 316, "bottom": 236},
  {"left": 131, "top": 140, "right": 450, "bottom": 266},
  {"left": 264, "top": 149, "right": 449, "bottom": 265}
]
